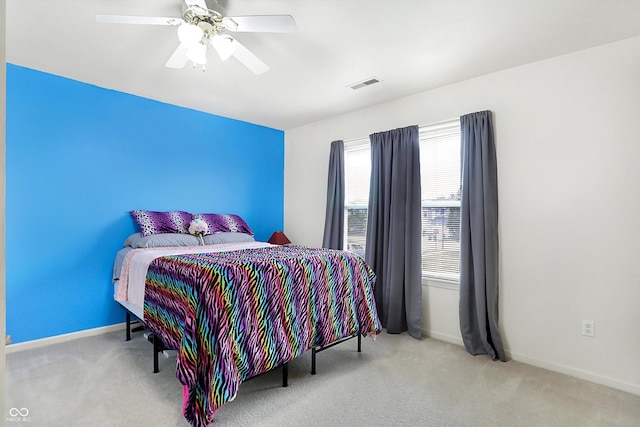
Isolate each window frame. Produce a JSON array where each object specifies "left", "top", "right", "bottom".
[
  {"left": 343, "top": 138, "right": 370, "bottom": 256},
  {"left": 419, "top": 120, "right": 461, "bottom": 286},
  {"left": 343, "top": 120, "right": 461, "bottom": 288}
]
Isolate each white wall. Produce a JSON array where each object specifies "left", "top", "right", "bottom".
[{"left": 284, "top": 36, "right": 640, "bottom": 395}]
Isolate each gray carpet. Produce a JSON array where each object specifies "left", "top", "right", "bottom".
[{"left": 5, "top": 330, "right": 640, "bottom": 426}]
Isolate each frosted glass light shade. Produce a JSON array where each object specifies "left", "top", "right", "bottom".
[
  {"left": 186, "top": 43, "right": 207, "bottom": 65},
  {"left": 178, "top": 23, "right": 204, "bottom": 46}
]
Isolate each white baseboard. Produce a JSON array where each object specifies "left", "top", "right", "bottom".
[
  {"left": 423, "top": 329, "right": 464, "bottom": 347},
  {"left": 506, "top": 349, "right": 640, "bottom": 397},
  {"left": 5, "top": 323, "right": 126, "bottom": 354},
  {"left": 423, "top": 327, "right": 639, "bottom": 397}
]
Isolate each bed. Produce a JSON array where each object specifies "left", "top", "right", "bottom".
[{"left": 113, "top": 211, "right": 382, "bottom": 427}]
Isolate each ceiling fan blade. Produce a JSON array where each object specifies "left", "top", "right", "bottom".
[
  {"left": 184, "top": 0, "right": 208, "bottom": 9},
  {"left": 229, "top": 38, "right": 269, "bottom": 74},
  {"left": 166, "top": 44, "right": 190, "bottom": 69},
  {"left": 210, "top": 34, "right": 235, "bottom": 61},
  {"left": 96, "top": 15, "right": 183, "bottom": 26},
  {"left": 224, "top": 15, "right": 296, "bottom": 33}
]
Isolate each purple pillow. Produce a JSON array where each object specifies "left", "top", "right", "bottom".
[
  {"left": 192, "top": 213, "right": 254, "bottom": 236},
  {"left": 130, "top": 210, "right": 193, "bottom": 236}
]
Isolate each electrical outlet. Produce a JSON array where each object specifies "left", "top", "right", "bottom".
[{"left": 582, "top": 320, "right": 595, "bottom": 337}]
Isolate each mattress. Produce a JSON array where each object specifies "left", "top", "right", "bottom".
[{"left": 113, "top": 242, "right": 273, "bottom": 319}]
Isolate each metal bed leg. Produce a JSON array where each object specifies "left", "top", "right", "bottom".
[
  {"left": 282, "top": 363, "right": 288, "bottom": 387},
  {"left": 153, "top": 334, "right": 160, "bottom": 374},
  {"left": 311, "top": 333, "right": 361, "bottom": 375},
  {"left": 125, "top": 309, "right": 145, "bottom": 341},
  {"left": 126, "top": 311, "right": 131, "bottom": 341},
  {"left": 311, "top": 347, "right": 317, "bottom": 375}
]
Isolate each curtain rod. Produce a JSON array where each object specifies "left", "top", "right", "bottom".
[{"left": 342, "top": 116, "right": 459, "bottom": 144}]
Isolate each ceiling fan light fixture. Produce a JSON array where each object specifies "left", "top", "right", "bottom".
[
  {"left": 186, "top": 43, "right": 207, "bottom": 65},
  {"left": 178, "top": 23, "right": 204, "bottom": 46},
  {"left": 211, "top": 34, "right": 236, "bottom": 61},
  {"left": 97, "top": 7, "right": 297, "bottom": 74}
]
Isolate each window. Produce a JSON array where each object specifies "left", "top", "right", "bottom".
[
  {"left": 419, "top": 121, "right": 461, "bottom": 282},
  {"left": 344, "top": 120, "right": 461, "bottom": 282},
  {"left": 344, "top": 139, "right": 370, "bottom": 258}
]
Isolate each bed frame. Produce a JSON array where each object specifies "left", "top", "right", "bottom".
[
  {"left": 115, "top": 232, "right": 380, "bottom": 425},
  {"left": 311, "top": 333, "right": 361, "bottom": 375},
  {"left": 124, "top": 309, "right": 295, "bottom": 386},
  {"left": 123, "top": 307, "right": 362, "bottom": 385}
]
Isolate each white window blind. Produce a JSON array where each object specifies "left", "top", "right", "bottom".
[
  {"left": 344, "top": 139, "right": 369, "bottom": 257},
  {"left": 419, "top": 121, "right": 461, "bottom": 281},
  {"left": 344, "top": 120, "right": 461, "bottom": 282}
]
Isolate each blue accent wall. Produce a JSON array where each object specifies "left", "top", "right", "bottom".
[{"left": 6, "top": 64, "right": 284, "bottom": 343}]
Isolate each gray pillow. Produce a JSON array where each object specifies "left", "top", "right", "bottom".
[
  {"left": 203, "top": 232, "right": 256, "bottom": 245},
  {"left": 124, "top": 233, "right": 200, "bottom": 248}
]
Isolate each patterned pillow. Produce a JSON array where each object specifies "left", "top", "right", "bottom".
[
  {"left": 130, "top": 210, "right": 193, "bottom": 236},
  {"left": 192, "top": 213, "right": 254, "bottom": 236}
]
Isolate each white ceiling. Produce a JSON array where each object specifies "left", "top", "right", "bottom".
[{"left": 6, "top": 0, "right": 640, "bottom": 130}]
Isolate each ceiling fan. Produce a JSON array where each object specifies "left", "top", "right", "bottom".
[{"left": 96, "top": 0, "right": 296, "bottom": 74}]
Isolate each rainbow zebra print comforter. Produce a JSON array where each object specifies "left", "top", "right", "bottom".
[{"left": 143, "top": 245, "right": 381, "bottom": 427}]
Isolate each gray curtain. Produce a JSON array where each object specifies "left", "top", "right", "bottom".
[
  {"left": 322, "top": 140, "right": 345, "bottom": 249},
  {"left": 459, "top": 111, "right": 506, "bottom": 361},
  {"left": 365, "top": 125, "right": 422, "bottom": 339}
]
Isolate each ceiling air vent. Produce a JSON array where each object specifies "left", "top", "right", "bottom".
[{"left": 348, "top": 77, "right": 381, "bottom": 90}]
